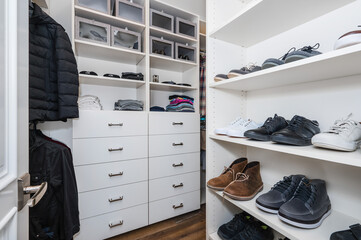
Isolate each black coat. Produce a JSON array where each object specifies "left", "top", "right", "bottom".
[
  {"left": 29, "top": 130, "right": 80, "bottom": 240},
  {"left": 29, "top": 4, "right": 79, "bottom": 122}
]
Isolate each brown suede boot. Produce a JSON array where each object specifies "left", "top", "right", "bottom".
[
  {"left": 223, "top": 161, "right": 263, "bottom": 200},
  {"left": 207, "top": 158, "right": 248, "bottom": 191}
]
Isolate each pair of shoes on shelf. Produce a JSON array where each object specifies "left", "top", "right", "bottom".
[
  {"left": 214, "top": 117, "right": 262, "bottom": 138},
  {"left": 245, "top": 114, "right": 320, "bottom": 146},
  {"left": 178, "top": 54, "right": 190, "bottom": 60},
  {"left": 153, "top": 49, "right": 166, "bottom": 55},
  {"left": 312, "top": 113, "right": 361, "bottom": 152},
  {"left": 214, "top": 63, "right": 262, "bottom": 82},
  {"left": 335, "top": 26, "right": 361, "bottom": 50},
  {"left": 217, "top": 211, "right": 274, "bottom": 240},
  {"left": 331, "top": 223, "right": 361, "bottom": 240},
  {"left": 207, "top": 158, "right": 264, "bottom": 201},
  {"left": 262, "top": 43, "right": 322, "bottom": 69},
  {"left": 256, "top": 175, "right": 331, "bottom": 229}
]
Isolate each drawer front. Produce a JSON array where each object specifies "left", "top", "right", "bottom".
[
  {"left": 149, "top": 113, "right": 200, "bottom": 135},
  {"left": 73, "top": 136, "right": 147, "bottom": 166},
  {"left": 149, "top": 153, "right": 200, "bottom": 179},
  {"left": 149, "top": 171, "right": 200, "bottom": 201},
  {"left": 75, "top": 158, "right": 148, "bottom": 192},
  {"left": 73, "top": 111, "right": 147, "bottom": 138},
  {"left": 75, "top": 204, "right": 148, "bottom": 240},
  {"left": 149, "top": 133, "right": 200, "bottom": 157},
  {"left": 79, "top": 181, "right": 148, "bottom": 220},
  {"left": 149, "top": 191, "right": 200, "bottom": 224}
]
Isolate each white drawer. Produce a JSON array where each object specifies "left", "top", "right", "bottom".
[
  {"left": 75, "top": 204, "right": 148, "bottom": 240},
  {"left": 149, "top": 191, "right": 200, "bottom": 224},
  {"left": 149, "top": 113, "right": 200, "bottom": 135},
  {"left": 149, "top": 171, "right": 200, "bottom": 202},
  {"left": 73, "top": 136, "right": 147, "bottom": 166},
  {"left": 73, "top": 111, "right": 147, "bottom": 138},
  {"left": 79, "top": 181, "right": 148, "bottom": 220},
  {"left": 75, "top": 158, "right": 148, "bottom": 192},
  {"left": 149, "top": 153, "right": 200, "bottom": 179},
  {"left": 149, "top": 133, "right": 200, "bottom": 157}
]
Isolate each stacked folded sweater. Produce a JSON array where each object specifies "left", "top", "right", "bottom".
[
  {"left": 114, "top": 99, "right": 143, "bottom": 111},
  {"left": 166, "top": 95, "right": 195, "bottom": 112},
  {"left": 78, "top": 95, "right": 103, "bottom": 110}
]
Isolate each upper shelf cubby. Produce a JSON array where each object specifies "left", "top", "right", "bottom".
[{"left": 209, "top": 0, "right": 356, "bottom": 47}]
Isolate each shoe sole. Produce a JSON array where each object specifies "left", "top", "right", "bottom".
[
  {"left": 312, "top": 141, "right": 360, "bottom": 152},
  {"left": 214, "top": 77, "right": 227, "bottom": 82},
  {"left": 206, "top": 184, "right": 225, "bottom": 191},
  {"left": 255, "top": 202, "right": 279, "bottom": 214},
  {"left": 244, "top": 132, "right": 271, "bottom": 141},
  {"left": 227, "top": 72, "right": 247, "bottom": 78},
  {"left": 271, "top": 135, "right": 311, "bottom": 146},
  {"left": 278, "top": 208, "right": 332, "bottom": 229},
  {"left": 223, "top": 185, "right": 263, "bottom": 201}
]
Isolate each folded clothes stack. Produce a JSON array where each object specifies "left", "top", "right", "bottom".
[
  {"left": 114, "top": 99, "right": 143, "bottom": 111},
  {"left": 121, "top": 72, "right": 144, "bottom": 81},
  {"left": 166, "top": 95, "right": 195, "bottom": 112},
  {"left": 78, "top": 95, "right": 103, "bottom": 110}
]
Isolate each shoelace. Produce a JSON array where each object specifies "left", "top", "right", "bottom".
[
  {"left": 223, "top": 167, "right": 236, "bottom": 180},
  {"left": 235, "top": 173, "right": 249, "bottom": 182},
  {"left": 293, "top": 179, "right": 317, "bottom": 205},
  {"left": 272, "top": 176, "right": 292, "bottom": 192},
  {"left": 298, "top": 43, "right": 320, "bottom": 53},
  {"left": 280, "top": 47, "right": 296, "bottom": 60},
  {"left": 263, "top": 114, "right": 279, "bottom": 133},
  {"left": 328, "top": 113, "right": 358, "bottom": 135},
  {"left": 288, "top": 116, "right": 305, "bottom": 131},
  {"left": 230, "top": 117, "right": 246, "bottom": 126}
]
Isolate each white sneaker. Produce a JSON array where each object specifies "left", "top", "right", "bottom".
[
  {"left": 227, "top": 120, "right": 262, "bottom": 138},
  {"left": 312, "top": 114, "right": 361, "bottom": 152},
  {"left": 214, "top": 117, "right": 246, "bottom": 135}
]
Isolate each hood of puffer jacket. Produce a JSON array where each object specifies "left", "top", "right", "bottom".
[{"left": 30, "top": 3, "right": 64, "bottom": 30}]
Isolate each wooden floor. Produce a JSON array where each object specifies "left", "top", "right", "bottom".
[{"left": 108, "top": 204, "right": 206, "bottom": 240}]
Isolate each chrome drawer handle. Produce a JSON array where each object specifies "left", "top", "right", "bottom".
[
  {"left": 172, "top": 163, "right": 184, "bottom": 167},
  {"left": 172, "top": 122, "right": 183, "bottom": 125},
  {"left": 108, "top": 147, "right": 123, "bottom": 152},
  {"left": 108, "top": 196, "right": 123, "bottom": 203},
  {"left": 108, "top": 172, "right": 123, "bottom": 177},
  {"left": 173, "top": 183, "right": 183, "bottom": 188},
  {"left": 173, "top": 203, "right": 183, "bottom": 209},
  {"left": 109, "top": 220, "right": 123, "bottom": 228},
  {"left": 108, "top": 123, "right": 123, "bottom": 127},
  {"left": 172, "top": 142, "right": 183, "bottom": 146}
]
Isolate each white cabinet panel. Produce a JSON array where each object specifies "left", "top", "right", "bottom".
[
  {"left": 73, "top": 111, "right": 147, "bottom": 138},
  {"left": 149, "top": 133, "right": 200, "bottom": 157},
  {"left": 75, "top": 204, "right": 148, "bottom": 240},
  {"left": 149, "top": 113, "right": 200, "bottom": 135},
  {"left": 149, "top": 171, "right": 200, "bottom": 201},
  {"left": 73, "top": 136, "right": 147, "bottom": 166},
  {"left": 149, "top": 191, "right": 200, "bottom": 224},
  {"left": 149, "top": 153, "right": 200, "bottom": 179},
  {"left": 75, "top": 158, "right": 148, "bottom": 192},
  {"left": 79, "top": 181, "right": 148, "bottom": 219}
]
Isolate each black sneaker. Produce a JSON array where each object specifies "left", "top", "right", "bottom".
[
  {"left": 262, "top": 47, "right": 296, "bottom": 69},
  {"left": 271, "top": 115, "right": 320, "bottom": 146},
  {"left": 230, "top": 221, "right": 274, "bottom": 240},
  {"left": 330, "top": 224, "right": 361, "bottom": 240},
  {"left": 285, "top": 43, "right": 322, "bottom": 63},
  {"left": 278, "top": 177, "right": 332, "bottom": 229},
  {"left": 244, "top": 114, "right": 288, "bottom": 141},
  {"left": 256, "top": 175, "right": 305, "bottom": 214},
  {"left": 217, "top": 212, "right": 253, "bottom": 240}
]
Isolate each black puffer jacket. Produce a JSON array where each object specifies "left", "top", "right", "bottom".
[{"left": 29, "top": 4, "right": 79, "bottom": 122}]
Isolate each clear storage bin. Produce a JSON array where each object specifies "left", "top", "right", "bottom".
[
  {"left": 76, "top": 0, "right": 112, "bottom": 14},
  {"left": 175, "top": 43, "right": 196, "bottom": 62},
  {"left": 115, "top": 0, "right": 144, "bottom": 23},
  {"left": 150, "top": 36, "right": 174, "bottom": 58},
  {"left": 176, "top": 17, "right": 197, "bottom": 39},
  {"left": 150, "top": 9, "right": 174, "bottom": 32},
  {"left": 76, "top": 16, "right": 111, "bottom": 45},
  {"left": 111, "top": 26, "right": 141, "bottom": 51}
]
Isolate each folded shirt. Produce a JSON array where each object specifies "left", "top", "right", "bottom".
[
  {"left": 150, "top": 106, "right": 165, "bottom": 112},
  {"left": 78, "top": 95, "right": 103, "bottom": 110},
  {"left": 169, "top": 95, "right": 194, "bottom": 101},
  {"left": 114, "top": 99, "right": 143, "bottom": 111},
  {"left": 121, "top": 72, "right": 144, "bottom": 81}
]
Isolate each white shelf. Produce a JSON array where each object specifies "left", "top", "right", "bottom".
[
  {"left": 79, "top": 74, "right": 145, "bottom": 88},
  {"left": 150, "top": 54, "right": 197, "bottom": 72},
  {"left": 211, "top": 187, "right": 360, "bottom": 240},
  {"left": 150, "top": 26, "right": 198, "bottom": 45},
  {"left": 74, "top": 5, "right": 146, "bottom": 33},
  {"left": 209, "top": 134, "right": 361, "bottom": 168},
  {"left": 210, "top": 44, "right": 361, "bottom": 91},
  {"left": 75, "top": 40, "right": 146, "bottom": 64},
  {"left": 209, "top": 0, "right": 356, "bottom": 47},
  {"left": 209, "top": 232, "right": 221, "bottom": 240},
  {"left": 150, "top": 82, "right": 197, "bottom": 92}
]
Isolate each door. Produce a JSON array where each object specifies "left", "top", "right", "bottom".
[{"left": 0, "top": 0, "right": 29, "bottom": 239}]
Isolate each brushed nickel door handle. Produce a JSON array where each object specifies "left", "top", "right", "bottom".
[
  {"left": 172, "top": 163, "right": 184, "bottom": 167},
  {"left": 108, "top": 147, "right": 123, "bottom": 152},
  {"left": 108, "top": 123, "right": 123, "bottom": 127},
  {"left": 173, "top": 203, "right": 183, "bottom": 209},
  {"left": 108, "top": 196, "right": 124, "bottom": 203},
  {"left": 109, "top": 220, "right": 123, "bottom": 228},
  {"left": 108, "top": 172, "right": 123, "bottom": 177},
  {"left": 173, "top": 183, "right": 183, "bottom": 188},
  {"left": 172, "top": 142, "right": 183, "bottom": 146},
  {"left": 172, "top": 122, "right": 183, "bottom": 125}
]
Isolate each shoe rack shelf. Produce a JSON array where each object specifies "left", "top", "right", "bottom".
[
  {"left": 150, "top": 26, "right": 198, "bottom": 44},
  {"left": 209, "top": 0, "right": 356, "bottom": 47},
  {"left": 150, "top": 54, "right": 198, "bottom": 72},
  {"left": 149, "top": 82, "right": 197, "bottom": 92},
  {"left": 79, "top": 74, "right": 145, "bottom": 88},
  {"left": 209, "top": 187, "right": 359, "bottom": 240},
  {"left": 209, "top": 134, "right": 361, "bottom": 168},
  {"left": 209, "top": 44, "right": 361, "bottom": 91}
]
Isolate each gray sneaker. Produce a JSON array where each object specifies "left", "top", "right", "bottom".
[
  {"left": 285, "top": 43, "right": 322, "bottom": 63},
  {"left": 278, "top": 177, "right": 331, "bottom": 229},
  {"left": 262, "top": 47, "right": 296, "bottom": 69},
  {"left": 228, "top": 64, "right": 261, "bottom": 78},
  {"left": 256, "top": 175, "right": 305, "bottom": 214}
]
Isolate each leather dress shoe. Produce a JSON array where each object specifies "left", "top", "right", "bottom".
[{"left": 244, "top": 114, "right": 288, "bottom": 141}]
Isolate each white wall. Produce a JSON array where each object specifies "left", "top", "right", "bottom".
[{"left": 157, "top": 0, "right": 206, "bottom": 21}]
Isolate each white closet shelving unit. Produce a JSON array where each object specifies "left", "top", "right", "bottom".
[{"left": 206, "top": 0, "right": 361, "bottom": 240}]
